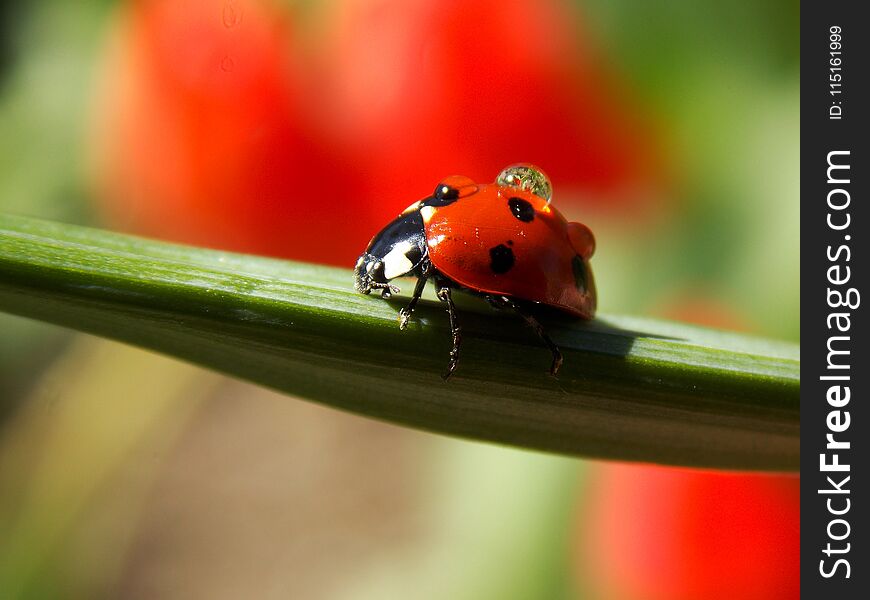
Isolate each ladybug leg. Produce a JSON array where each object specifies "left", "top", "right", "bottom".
[
  {"left": 499, "top": 296, "right": 563, "bottom": 376},
  {"left": 398, "top": 275, "right": 428, "bottom": 330},
  {"left": 436, "top": 286, "right": 462, "bottom": 380},
  {"left": 362, "top": 281, "right": 400, "bottom": 298},
  {"left": 376, "top": 282, "right": 401, "bottom": 298},
  {"left": 398, "top": 261, "right": 432, "bottom": 330}
]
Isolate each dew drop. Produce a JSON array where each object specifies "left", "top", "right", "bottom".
[{"left": 496, "top": 163, "right": 553, "bottom": 203}]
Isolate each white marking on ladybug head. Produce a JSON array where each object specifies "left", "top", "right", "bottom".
[
  {"left": 419, "top": 205, "right": 436, "bottom": 223},
  {"left": 401, "top": 201, "right": 421, "bottom": 215},
  {"left": 382, "top": 240, "right": 415, "bottom": 279}
]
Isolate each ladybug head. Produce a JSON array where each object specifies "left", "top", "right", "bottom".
[
  {"left": 354, "top": 249, "right": 393, "bottom": 295},
  {"left": 354, "top": 210, "right": 428, "bottom": 295}
]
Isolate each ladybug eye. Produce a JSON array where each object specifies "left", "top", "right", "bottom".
[{"left": 496, "top": 164, "right": 553, "bottom": 204}]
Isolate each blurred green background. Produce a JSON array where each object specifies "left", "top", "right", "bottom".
[{"left": 1, "top": 1, "right": 798, "bottom": 599}]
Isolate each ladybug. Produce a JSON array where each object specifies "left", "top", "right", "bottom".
[{"left": 354, "top": 164, "right": 596, "bottom": 379}]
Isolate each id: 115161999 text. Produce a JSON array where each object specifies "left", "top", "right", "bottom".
[{"left": 829, "top": 26, "right": 843, "bottom": 119}]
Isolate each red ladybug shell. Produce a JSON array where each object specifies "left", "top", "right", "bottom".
[{"left": 421, "top": 177, "right": 597, "bottom": 318}]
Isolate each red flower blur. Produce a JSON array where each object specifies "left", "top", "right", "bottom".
[
  {"left": 317, "top": 0, "right": 659, "bottom": 229},
  {"left": 89, "top": 0, "right": 659, "bottom": 267},
  {"left": 576, "top": 298, "right": 797, "bottom": 600},
  {"left": 577, "top": 464, "right": 800, "bottom": 600},
  {"left": 89, "top": 0, "right": 362, "bottom": 264}
]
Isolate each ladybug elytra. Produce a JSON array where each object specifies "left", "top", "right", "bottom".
[{"left": 354, "top": 164, "right": 596, "bottom": 379}]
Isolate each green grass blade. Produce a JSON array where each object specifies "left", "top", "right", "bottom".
[{"left": 0, "top": 213, "right": 798, "bottom": 470}]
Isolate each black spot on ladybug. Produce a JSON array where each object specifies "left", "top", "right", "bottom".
[
  {"left": 421, "top": 184, "right": 460, "bottom": 207},
  {"left": 571, "top": 255, "right": 587, "bottom": 292},
  {"left": 508, "top": 197, "right": 535, "bottom": 222},
  {"left": 507, "top": 240, "right": 514, "bottom": 246},
  {"left": 434, "top": 184, "right": 460, "bottom": 201},
  {"left": 489, "top": 244, "right": 515, "bottom": 274}
]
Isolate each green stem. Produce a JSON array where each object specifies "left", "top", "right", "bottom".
[{"left": 0, "top": 213, "right": 798, "bottom": 471}]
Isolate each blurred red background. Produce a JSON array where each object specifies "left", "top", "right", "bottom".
[
  {"left": 89, "top": 0, "right": 659, "bottom": 266},
  {"left": 577, "top": 465, "right": 800, "bottom": 600}
]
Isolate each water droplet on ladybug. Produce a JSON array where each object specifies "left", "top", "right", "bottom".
[
  {"left": 496, "top": 164, "right": 553, "bottom": 204},
  {"left": 432, "top": 175, "right": 478, "bottom": 201},
  {"left": 567, "top": 222, "right": 595, "bottom": 259}
]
